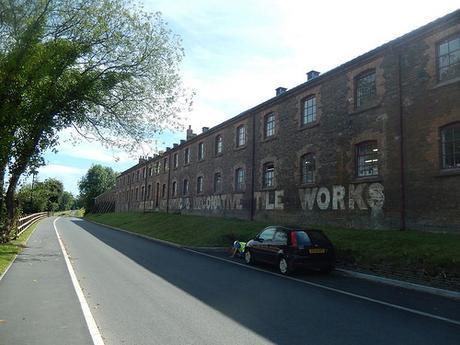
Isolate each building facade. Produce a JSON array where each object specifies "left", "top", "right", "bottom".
[{"left": 107, "top": 10, "right": 460, "bottom": 232}]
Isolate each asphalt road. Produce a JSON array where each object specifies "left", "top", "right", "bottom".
[{"left": 1, "top": 217, "right": 460, "bottom": 345}]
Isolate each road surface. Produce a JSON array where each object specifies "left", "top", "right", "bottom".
[{"left": 0, "top": 217, "right": 459, "bottom": 345}]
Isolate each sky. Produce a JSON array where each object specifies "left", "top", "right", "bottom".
[{"left": 34, "top": 0, "right": 459, "bottom": 195}]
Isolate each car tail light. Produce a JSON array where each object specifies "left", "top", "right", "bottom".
[{"left": 290, "top": 231, "right": 298, "bottom": 248}]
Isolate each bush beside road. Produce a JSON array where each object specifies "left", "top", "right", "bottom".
[{"left": 86, "top": 212, "right": 460, "bottom": 291}]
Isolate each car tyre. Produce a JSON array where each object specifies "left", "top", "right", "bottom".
[
  {"left": 278, "top": 256, "right": 291, "bottom": 275},
  {"left": 244, "top": 249, "right": 254, "bottom": 265}
]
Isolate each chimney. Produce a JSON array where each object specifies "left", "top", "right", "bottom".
[
  {"left": 307, "top": 70, "right": 320, "bottom": 81},
  {"left": 186, "top": 125, "right": 194, "bottom": 140},
  {"left": 173, "top": 143, "right": 178, "bottom": 148},
  {"left": 275, "top": 87, "right": 287, "bottom": 96},
  {"left": 180, "top": 139, "right": 186, "bottom": 145},
  {"left": 202, "top": 127, "right": 210, "bottom": 133}
]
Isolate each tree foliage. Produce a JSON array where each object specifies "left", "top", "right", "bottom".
[
  {"left": 16, "top": 178, "right": 75, "bottom": 213},
  {"left": 0, "top": 0, "right": 190, "bottom": 242},
  {"left": 78, "top": 164, "right": 117, "bottom": 212}
]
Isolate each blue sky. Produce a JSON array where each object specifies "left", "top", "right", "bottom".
[{"left": 35, "top": 0, "right": 459, "bottom": 195}]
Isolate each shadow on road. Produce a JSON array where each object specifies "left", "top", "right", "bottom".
[{"left": 70, "top": 219, "right": 460, "bottom": 345}]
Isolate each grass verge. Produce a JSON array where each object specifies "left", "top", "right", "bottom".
[
  {"left": 0, "top": 222, "right": 39, "bottom": 276},
  {"left": 86, "top": 212, "right": 460, "bottom": 278}
]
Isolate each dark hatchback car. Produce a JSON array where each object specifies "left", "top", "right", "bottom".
[{"left": 244, "top": 226, "right": 336, "bottom": 275}]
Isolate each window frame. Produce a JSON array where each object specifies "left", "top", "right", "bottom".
[
  {"left": 301, "top": 153, "right": 316, "bottom": 184},
  {"left": 172, "top": 181, "right": 177, "bottom": 197},
  {"left": 235, "top": 168, "right": 245, "bottom": 192},
  {"left": 214, "top": 172, "right": 222, "bottom": 194},
  {"left": 262, "top": 162, "right": 275, "bottom": 188},
  {"left": 437, "top": 33, "right": 460, "bottom": 83},
  {"left": 197, "top": 176, "right": 204, "bottom": 194},
  {"left": 440, "top": 122, "right": 460, "bottom": 170},
  {"left": 236, "top": 125, "right": 247, "bottom": 147},
  {"left": 183, "top": 179, "right": 189, "bottom": 196},
  {"left": 184, "top": 147, "right": 190, "bottom": 165},
  {"left": 301, "top": 95, "right": 317, "bottom": 126},
  {"left": 198, "top": 142, "right": 205, "bottom": 161},
  {"left": 355, "top": 69, "right": 377, "bottom": 109},
  {"left": 215, "top": 135, "right": 223, "bottom": 155},
  {"left": 355, "top": 140, "right": 379, "bottom": 177},
  {"left": 264, "top": 113, "right": 276, "bottom": 138},
  {"left": 173, "top": 153, "right": 179, "bottom": 169}
]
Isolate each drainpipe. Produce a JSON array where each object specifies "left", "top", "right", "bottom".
[
  {"left": 397, "top": 52, "right": 406, "bottom": 230},
  {"left": 128, "top": 172, "right": 132, "bottom": 212},
  {"left": 166, "top": 154, "right": 171, "bottom": 213},
  {"left": 143, "top": 164, "right": 148, "bottom": 213},
  {"left": 250, "top": 112, "right": 256, "bottom": 221}
]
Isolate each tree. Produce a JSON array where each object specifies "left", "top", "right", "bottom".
[
  {"left": 0, "top": 0, "right": 191, "bottom": 242},
  {"left": 16, "top": 178, "right": 73, "bottom": 213},
  {"left": 79, "top": 165, "right": 117, "bottom": 212}
]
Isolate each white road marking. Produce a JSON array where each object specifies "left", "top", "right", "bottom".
[
  {"left": 183, "top": 248, "right": 460, "bottom": 327},
  {"left": 54, "top": 217, "right": 105, "bottom": 345}
]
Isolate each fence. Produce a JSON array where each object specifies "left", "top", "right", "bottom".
[{"left": 16, "top": 212, "right": 48, "bottom": 237}]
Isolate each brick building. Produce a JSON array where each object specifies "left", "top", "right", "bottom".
[{"left": 108, "top": 10, "right": 460, "bottom": 232}]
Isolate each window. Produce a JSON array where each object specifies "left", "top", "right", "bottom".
[
  {"left": 141, "top": 186, "right": 145, "bottom": 200},
  {"left": 301, "top": 153, "right": 316, "bottom": 184},
  {"left": 264, "top": 113, "right": 275, "bottom": 138},
  {"left": 235, "top": 168, "right": 245, "bottom": 191},
  {"left": 215, "top": 135, "right": 223, "bottom": 155},
  {"left": 135, "top": 187, "right": 139, "bottom": 200},
  {"left": 438, "top": 35, "right": 460, "bottom": 82},
  {"left": 163, "top": 158, "right": 168, "bottom": 172},
  {"left": 273, "top": 230, "right": 287, "bottom": 244},
  {"left": 162, "top": 184, "right": 166, "bottom": 198},
  {"left": 149, "top": 167, "right": 152, "bottom": 176},
  {"left": 136, "top": 171, "right": 140, "bottom": 181},
  {"left": 263, "top": 163, "right": 275, "bottom": 188},
  {"left": 173, "top": 153, "right": 178, "bottom": 168},
  {"left": 441, "top": 123, "right": 460, "bottom": 169},
  {"left": 236, "top": 125, "right": 246, "bottom": 147},
  {"left": 197, "top": 176, "right": 203, "bottom": 193},
  {"left": 184, "top": 148, "right": 190, "bottom": 164},
  {"left": 258, "top": 227, "right": 276, "bottom": 241},
  {"left": 356, "top": 141, "right": 379, "bottom": 177},
  {"left": 302, "top": 95, "right": 316, "bottom": 125},
  {"left": 183, "top": 179, "right": 189, "bottom": 195},
  {"left": 214, "top": 172, "right": 222, "bottom": 193},
  {"left": 198, "top": 142, "right": 205, "bottom": 160},
  {"left": 147, "top": 184, "right": 151, "bottom": 199},
  {"left": 172, "top": 181, "right": 177, "bottom": 197},
  {"left": 355, "top": 70, "right": 376, "bottom": 108}
]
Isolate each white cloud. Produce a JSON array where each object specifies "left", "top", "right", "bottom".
[{"left": 38, "top": 164, "right": 86, "bottom": 176}]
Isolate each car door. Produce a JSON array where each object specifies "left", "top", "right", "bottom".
[
  {"left": 252, "top": 227, "right": 276, "bottom": 263},
  {"left": 269, "top": 229, "right": 288, "bottom": 264}
]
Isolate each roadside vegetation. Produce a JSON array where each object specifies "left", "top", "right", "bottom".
[
  {"left": 86, "top": 212, "right": 460, "bottom": 277},
  {"left": 0, "top": 222, "right": 38, "bottom": 276}
]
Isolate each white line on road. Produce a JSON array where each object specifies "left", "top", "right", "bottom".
[
  {"left": 183, "top": 248, "right": 460, "bottom": 327},
  {"left": 54, "top": 217, "right": 105, "bottom": 345}
]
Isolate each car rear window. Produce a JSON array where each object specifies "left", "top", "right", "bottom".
[
  {"left": 307, "top": 230, "right": 331, "bottom": 245},
  {"left": 295, "top": 231, "right": 311, "bottom": 246}
]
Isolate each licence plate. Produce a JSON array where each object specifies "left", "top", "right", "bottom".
[{"left": 309, "top": 248, "right": 327, "bottom": 254}]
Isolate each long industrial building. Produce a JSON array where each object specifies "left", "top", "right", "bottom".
[{"left": 96, "top": 10, "right": 460, "bottom": 232}]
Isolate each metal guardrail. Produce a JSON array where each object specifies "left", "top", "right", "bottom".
[{"left": 17, "top": 212, "right": 48, "bottom": 237}]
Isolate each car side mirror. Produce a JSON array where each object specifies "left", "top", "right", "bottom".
[{"left": 256, "top": 237, "right": 264, "bottom": 242}]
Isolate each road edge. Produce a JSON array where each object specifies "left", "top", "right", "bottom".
[{"left": 83, "top": 218, "right": 460, "bottom": 300}]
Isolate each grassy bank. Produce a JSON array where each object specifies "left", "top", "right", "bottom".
[
  {"left": 0, "top": 223, "right": 39, "bottom": 276},
  {"left": 86, "top": 212, "right": 460, "bottom": 276}
]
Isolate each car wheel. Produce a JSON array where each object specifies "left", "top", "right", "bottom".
[
  {"left": 278, "top": 257, "right": 291, "bottom": 275},
  {"left": 244, "top": 249, "right": 254, "bottom": 265}
]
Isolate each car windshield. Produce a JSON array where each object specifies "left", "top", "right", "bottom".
[{"left": 307, "top": 230, "right": 331, "bottom": 245}]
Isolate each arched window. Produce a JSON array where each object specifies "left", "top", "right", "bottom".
[
  {"left": 301, "top": 153, "right": 316, "bottom": 184},
  {"left": 215, "top": 135, "right": 223, "bottom": 155},
  {"left": 441, "top": 123, "right": 460, "bottom": 169},
  {"left": 214, "top": 172, "right": 222, "bottom": 193},
  {"left": 356, "top": 141, "right": 379, "bottom": 177},
  {"left": 172, "top": 181, "right": 177, "bottom": 197},
  {"left": 183, "top": 179, "right": 189, "bottom": 195},
  {"left": 235, "top": 168, "right": 245, "bottom": 191},
  {"left": 197, "top": 176, "right": 204, "bottom": 193},
  {"left": 263, "top": 162, "right": 275, "bottom": 188}
]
